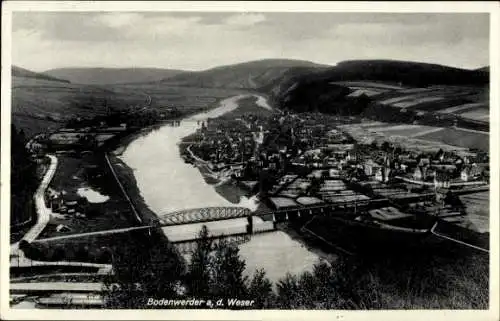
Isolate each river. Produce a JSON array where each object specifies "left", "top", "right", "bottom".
[{"left": 119, "top": 94, "right": 322, "bottom": 283}]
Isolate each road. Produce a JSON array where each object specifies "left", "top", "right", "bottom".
[
  {"left": 10, "top": 154, "right": 58, "bottom": 258},
  {"left": 32, "top": 225, "right": 150, "bottom": 243},
  {"left": 454, "top": 126, "right": 489, "bottom": 135},
  {"left": 10, "top": 282, "right": 105, "bottom": 293},
  {"left": 10, "top": 257, "right": 112, "bottom": 274},
  {"left": 395, "top": 175, "right": 488, "bottom": 187},
  {"left": 410, "top": 127, "right": 444, "bottom": 138},
  {"left": 104, "top": 153, "right": 143, "bottom": 223}
]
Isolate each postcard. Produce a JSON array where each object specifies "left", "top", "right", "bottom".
[{"left": 1, "top": 1, "right": 498, "bottom": 320}]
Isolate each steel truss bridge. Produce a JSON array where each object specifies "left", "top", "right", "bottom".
[
  {"left": 157, "top": 198, "right": 388, "bottom": 228},
  {"left": 33, "top": 186, "right": 482, "bottom": 250},
  {"left": 158, "top": 207, "right": 252, "bottom": 226}
]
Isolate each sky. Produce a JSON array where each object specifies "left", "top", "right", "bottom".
[{"left": 11, "top": 12, "right": 490, "bottom": 72}]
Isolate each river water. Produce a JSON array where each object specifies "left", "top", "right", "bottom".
[{"left": 119, "top": 95, "right": 322, "bottom": 283}]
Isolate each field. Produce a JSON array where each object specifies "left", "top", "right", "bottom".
[
  {"left": 438, "top": 102, "right": 488, "bottom": 114},
  {"left": 458, "top": 108, "right": 489, "bottom": 121},
  {"left": 12, "top": 73, "right": 254, "bottom": 138},
  {"left": 108, "top": 83, "right": 249, "bottom": 114},
  {"left": 39, "top": 153, "right": 136, "bottom": 239},
  {"left": 330, "top": 81, "right": 402, "bottom": 98},
  {"left": 417, "top": 128, "right": 489, "bottom": 151},
  {"left": 302, "top": 216, "right": 489, "bottom": 309},
  {"left": 11, "top": 76, "right": 148, "bottom": 137},
  {"left": 329, "top": 80, "right": 404, "bottom": 90},
  {"left": 458, "top": 191, "right": 489, "bottom": 233},
  {"left": 369, "top": 85, "right": 489, "bottom": 122},
  {"left": 339, "top": 123, "right": 477, "bottom": 155},
  {"left": 334, "top": 82, "right": 489, "bottom": 127},
  {"left": 365, "top": 124, "right": 443, "bottom": 138}
]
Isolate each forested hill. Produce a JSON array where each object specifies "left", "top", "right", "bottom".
[{"left": 269, "top": 60, "right": 489, "bottom": 113}]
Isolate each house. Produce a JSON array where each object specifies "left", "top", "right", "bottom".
[
  {"left": 363, "top": 159, "right": 380, "bottom": 177},
  {"left": 432, "top": 164, "right": 457, "bottom": 173},
  {"left": 425, "top": 168, "right": 437, "bottom": 180},
  {"left": 461, "top": 164, "right": 484, "bottom": 181},
  {"left": 384, "top": 167, "right": 392, "bottom": 182},
  {"left": 469, "top": 164, "right": 484, "bottom": 178},
  {"left": 56, "top": 224, "right": 72, "bottom": 233},
  {"left": 329, "top": 168, "right": 341, "bottom": 178},
  {"left": 460, "top": 167, "right": 470, "bottom": 181},
  {"left": 375, "top": 168, "right": 384, "bottom": 182},
  {"left": 434, "top": 171, "right": 451, "bottom": 188},
  {"left": 419, "top": 158, "right": 431, "bottom": 167},
  {"left": 413, "top": 167, "right": 425, "bottom": 181}
]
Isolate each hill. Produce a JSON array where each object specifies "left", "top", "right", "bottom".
[
  {"left": 272, "top": 59, "right": 489, "bottom": 113},
  {"left": 11, "top": 68, "right": 150, "bottom": 137},
  {"left": 160, "top": 59, "right": 329, "bottom": 89},
  {"left": 12, "top": 66, "right": 70, "bottom": 83},
  {"left": 43, "top": 67, "right": 186, "bottom": 85},
  {"left": 286, "top": 60, "right": 488, "bottom": 87}
]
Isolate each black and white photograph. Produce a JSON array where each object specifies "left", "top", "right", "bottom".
[{"left": 1, "top": 2, "right": 499, "bottom": 320}]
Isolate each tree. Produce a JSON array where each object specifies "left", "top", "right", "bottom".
[
  {"left": 210, "top": 239, "right": 248, "bottom": 300},
  {"left": 11, "top": 124, "right": 37, "bottom": 227},
  {"left": 381, "top": 141, "right": 391, "bottom": 152},
  {"left": 103, "top": 231, "right": 185, "bottom": 308},
  {"left": 247, "top": 269, "right": 274, "bottom": 308},
  {"left": 276, "top": 273, "right": 300, "bottom": 308},
  {"left": 186, "top": 225, "right": 213, "bottom": 298}
]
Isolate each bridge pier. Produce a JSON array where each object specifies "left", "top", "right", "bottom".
[{"left": 246, "top": 215, "right": 253, "bottom": 234}]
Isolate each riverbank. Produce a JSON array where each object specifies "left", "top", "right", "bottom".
[
  {"left": 113, "top": 94, "right": 332, "bottom": 284},
  {"left": 114, "top": 94, "right": 271, "bottom": 215}
]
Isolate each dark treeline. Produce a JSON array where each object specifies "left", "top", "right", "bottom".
[
  {"left": 102, "top": 224, "right": 488, "bottom": 309},
  {"left": 278, "top": 60, "right": 488, "bottom": 90},
  {"left": 11, "top": 124, "right": 38, "bottom": 228}
]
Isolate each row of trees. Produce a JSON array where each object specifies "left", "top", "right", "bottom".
[
  {"left": 101, "top": 225, "right": 396, "bottom": 309},
  {"left": 102, "top": 221, "right": 489, "bottom": 309},
  {"left": 11, "top": 124, "right": 38, "bottom": 228}
]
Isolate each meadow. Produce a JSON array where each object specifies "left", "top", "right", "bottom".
[
  {"left": 12, "top": 76, "right": 147, "bottom": 137},
  {"left": 417, "top": 128, "right": 489, "bottom": 151}
]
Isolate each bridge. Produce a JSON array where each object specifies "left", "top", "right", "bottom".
[
  {"left": 30, "top": 198, "right": 413, "bottom": 246},
  {"left": 158, "top": 206, "right": 252, "bottom": 226},
  {"left": 156, "top": 199, "right": 390, "bottom": 228},
  {"left": 30, "top": 185, "right": 483, "bottom": 251}
]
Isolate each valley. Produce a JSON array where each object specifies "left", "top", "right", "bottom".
[{"left": 9, "top": 58, "right": 491, "bottom": 310}]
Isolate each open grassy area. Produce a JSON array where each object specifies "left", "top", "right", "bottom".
[
  {"left": 12, "top": 76, "right": 149, "bottom": 137},
  {"left": 418, "top": 127, "right": 489, "bottom": 151},
  {"left": 303, "top": 216, "right": 489, "bottom": 309},
  {"left": 108, "top": 83, "right": 248, "bottom": 114},
  {"left": 367, "top": 124, "right": 441, "bottom": 137},
  {"left": 39, "top": 153, "right": 136, "bottom": 239},
  {"left": 459, "top": 108, "right": 489, "bottom": 121}
]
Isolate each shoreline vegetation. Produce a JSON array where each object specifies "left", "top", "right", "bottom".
[
  {"left": 18, "top": 93, "right": 489, "bottom": 309},
  {"left": 104, "top": 94, "right": 488, "bottom": 309}
]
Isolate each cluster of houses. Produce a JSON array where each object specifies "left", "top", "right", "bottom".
[
  {"left": 25, "top": 122, "right": 129, "bottom": 154},
  {"left": 46, "top": 189, "right": 88, "bottom": 219},
  {"left": 190, "top": 111, "right": 489, "bottom": 208},
  {"left": 191, "top": 118, "right": 260, "bottom": 168}
]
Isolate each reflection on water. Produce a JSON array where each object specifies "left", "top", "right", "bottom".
[{"left": 120, "top": 95, "right": 322, "bottom": 283}]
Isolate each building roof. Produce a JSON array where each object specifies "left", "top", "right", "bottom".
[
  {"left": 369, "top": 207, "right": 413, "bottom": 221},
  {"left": 269, "top": 197, "right": 298, "bottom": 209}
]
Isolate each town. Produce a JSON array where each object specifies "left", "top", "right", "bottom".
[{"left": 179, "top": 111, "right": 489, "bottom": 229}]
